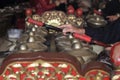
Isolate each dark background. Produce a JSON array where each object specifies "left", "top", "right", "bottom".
[{"left": 0, "top": 0, "right": 29, "bottom": 8}]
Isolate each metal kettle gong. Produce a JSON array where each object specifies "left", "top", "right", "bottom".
[{"left": 86, "top": 14, "right": 107, "bottom": 28}]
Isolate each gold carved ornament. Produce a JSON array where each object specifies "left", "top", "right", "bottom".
[
  {"left": 0, "top": 60, "right": 82, "bottom": 80},
  {"left": 31, "top": 11, "right": 84, "bottom": 28},
  {"left": 0, "top": 60, "right": 110, "bottom": 80}
]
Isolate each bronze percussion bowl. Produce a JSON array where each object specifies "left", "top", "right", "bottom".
[{"left": 86, "top": 14, "right": 107, "bottom": 28}]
